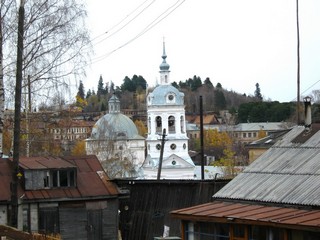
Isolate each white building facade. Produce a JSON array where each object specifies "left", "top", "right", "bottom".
[
  {"left": 86, "top": 95, "right": 145, "bottom": 178},
  {"left": 143, "top": 43, "right": 195, "bottom": 179}
]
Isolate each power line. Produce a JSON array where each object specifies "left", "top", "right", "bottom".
[
  {"left": 90, "top": 0, "right": 185, "bottom": 65},
  {"left": 290, "top": 79, "right": 320, "bottom": 101},
  {"left": 91, "top": 0, "right": 156, "bottom": 47}
]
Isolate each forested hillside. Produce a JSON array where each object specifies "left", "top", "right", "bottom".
[{"left": 71, "top": 75, "right": 300, "bottom": 123}]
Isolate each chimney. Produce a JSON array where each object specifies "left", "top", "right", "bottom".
[{"left": 303, "top": 96, "right": 312, "bottom": 129}]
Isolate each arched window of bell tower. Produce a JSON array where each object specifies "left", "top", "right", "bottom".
[
  {"left": 180, "top": 116, "right": 185, "bottom": 133},
  {"left": 168, "top": 116, "right": 175, "bottom": 134},
  {"left": 156, "top": 116, "right": 162, "bottom": 134}
]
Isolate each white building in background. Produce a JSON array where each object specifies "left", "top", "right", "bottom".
[
  {"left": 142, "top": 43, "right": 195, "bottom": 179},
  {"left": 86, "top": 95, "right": 145, "bottom": 178}
]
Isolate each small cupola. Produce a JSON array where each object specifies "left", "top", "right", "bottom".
[{"left": 108, "top": 94, "right": 121, "bottom": 114}]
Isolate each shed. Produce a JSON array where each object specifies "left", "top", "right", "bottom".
[
  {"left": 0, "top": 155, "right": 120, "bottom": 240},
  {"left": 171, "top": 124, "right": 320, "bottom": 240}
]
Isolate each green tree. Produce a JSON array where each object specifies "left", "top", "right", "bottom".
[
  {"left": 214, "top": 89, "right": 226, "bottom": 111},
  {"left": 86, "top": 89, "right": 92, "bottom": 99},
  {"left": 204, "top": 77, "right": 213, "bottom": 87},
  {"left": 237, "top": 101, "right": 295, "bottom": 123},
  {"left": 190, "top": 75, "right": 202, "bottom": 91},
  {"left": 132, "top": 75, "right": 147, "bottom": 91},
  {"left": 77, "top": 80, "right": 85, "bottom": 99},
  {"left": 97, "top": 75, "right": 105, "bottom": 100},
  {"left": 172, "top": 81, "right": 179, "bottom": 88},
  {"left": 254, "top": 83, "right": 263, "bottom": 101},
  {"left": 121, "top": 76, "right": 135, "bottom": 92},
  {"left": 213, "top": 149, "right": 240, "bottom": 178}
]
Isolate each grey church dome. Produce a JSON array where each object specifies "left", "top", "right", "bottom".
[
  {"left": 91, "top": 95, "right": 144, "bottom": 140},
  {"left": 91, "top": 114, "right": 141, "bottom": 140}
]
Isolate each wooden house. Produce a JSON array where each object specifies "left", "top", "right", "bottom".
[
  {"left": 0, "top": 155, "right": 119, "bottom": 240},
  {"left": 171, "top": 124, "right": 320, "bottom": 240}
]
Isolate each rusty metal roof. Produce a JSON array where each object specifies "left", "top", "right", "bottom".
[
  {"left": 0, "top": 155, "right": 118, "bottom": 202},
  {"left": 18, "top": 156, "right": 75, "bottom": 169},
  {"left": 171, "top": 201, "right": 320, "bottom": 231},
  {"left": 214, "top": 124, "right": 320, "bottom": 207}
]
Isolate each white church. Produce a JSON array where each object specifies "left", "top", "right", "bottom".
[
  {"left": 86, "top": 43, "right": 195, "bottom": 179},
  {"left": 142, "top": 43, "right": 195, "bottom": 179}
]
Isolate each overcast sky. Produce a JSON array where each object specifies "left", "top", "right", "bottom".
[{"left": 84, "top": 0, "right": 320, "bottom": 103}]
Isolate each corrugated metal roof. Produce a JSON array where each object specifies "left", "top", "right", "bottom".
[
  {"left": 0, "top": 155, "right": 119, "bottom": 202},
  {"left": 233, "top": 122, "right": 291, "bottom": 132},
  {"left": 19, "top": 156, "right": 75, "bottom": 170},
  {"left": 214, "top": 125, "right": 320, "bottom": 207},
  {"left": 171, "top": 201, "right": 320, "bottom": 231}
]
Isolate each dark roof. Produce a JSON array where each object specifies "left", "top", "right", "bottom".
[
  {"left": 19, "top": 156, "right": 75, "bottom": 169},
  {"left": 214, "top": 124, "right": 320, "bottom": 207},
  {"left": 246, "top": 129, "right": 291, "bottom": 149},
  {"left": 171, "top": 201, "right": 320, "bottom": 231},
  {"left": 0, "top": 155, "right": 118, "bottom": 202}
]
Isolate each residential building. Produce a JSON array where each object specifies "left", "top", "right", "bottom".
[
  {"left": 231, "top": 122, "right": 292, "bottom": 144},
  {"left": 246, "top": 129, "right": 290, "bottom": 163},
  {"left": 0, "top": 155, "right": 120, "bottom": 240}
]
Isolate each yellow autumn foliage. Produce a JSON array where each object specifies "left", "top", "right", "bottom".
[{"left": 71, "top": 140, "right": 86, "bottom": 156}]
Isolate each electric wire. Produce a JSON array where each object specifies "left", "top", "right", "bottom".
[
  {"left": 90, "top": 0, "right": 185, "bottom": 65},
  {"left": 91, "top": 0, "right": 156, "bottom": 47}
]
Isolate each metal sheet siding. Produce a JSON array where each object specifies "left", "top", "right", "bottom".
[{"left": 214, "top": 125, "right": 320, "bottom": 207}]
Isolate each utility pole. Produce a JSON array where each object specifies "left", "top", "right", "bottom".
[
  {"left": 296, "top": 0, "right": 301, "bottom": 125},
  {"left": 200, "top": 96, "right": 204, "bottom": 180},
  {"left": 0, "top": 4, "right": 4, "bottom": 156},
  {"left": 11, "top": 0, "right": 25, "bottom": 228},
  {"left": 157, "top": 128, "right": 167, "bottom": 180}
]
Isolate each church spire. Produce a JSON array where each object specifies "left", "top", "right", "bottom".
[{"left": 159, "top": 41, "right": 170, "bottom": 85}]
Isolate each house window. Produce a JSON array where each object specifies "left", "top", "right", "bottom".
[
  {"left": 186, "top": 222, "right": 229, "bottom": 239},
  {"left": 243, "top": 133, "right": 247, "bottom": 138},
  {"left": 248, "top": 133, "right": 252, "bottom": 138},
  {"left": 51, "top": 169, "right": 76, "bottom": 188}
]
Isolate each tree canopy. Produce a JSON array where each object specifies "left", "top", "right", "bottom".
[
  {"left": 237, "top": 101, "right": 295, "bottom": 123},
  {"left": 2, "top": 0, "right": 91, "bottom": 108}
]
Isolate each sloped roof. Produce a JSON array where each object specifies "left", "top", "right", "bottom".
[
  {"left": 0, "top": 155, "right": 119, "bottom": 202},
  {"left": 185, "top": 114, "right": 220, "bottom": 125},
  {"left": 246, "top": 129, "right": 290, "bottom": 149},
  {"left": 233, "top": 122, "right": 291, "bottom": 132},
  {"left": 213, "top": 124, "right": 320, "bottom": 207},
  {"left": 171, "top": 201, "right": 320, "bottom": 231}
]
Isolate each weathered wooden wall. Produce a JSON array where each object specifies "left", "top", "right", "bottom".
[{"left": 114, "top": 179, "right": 230, "bottom": 240}]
